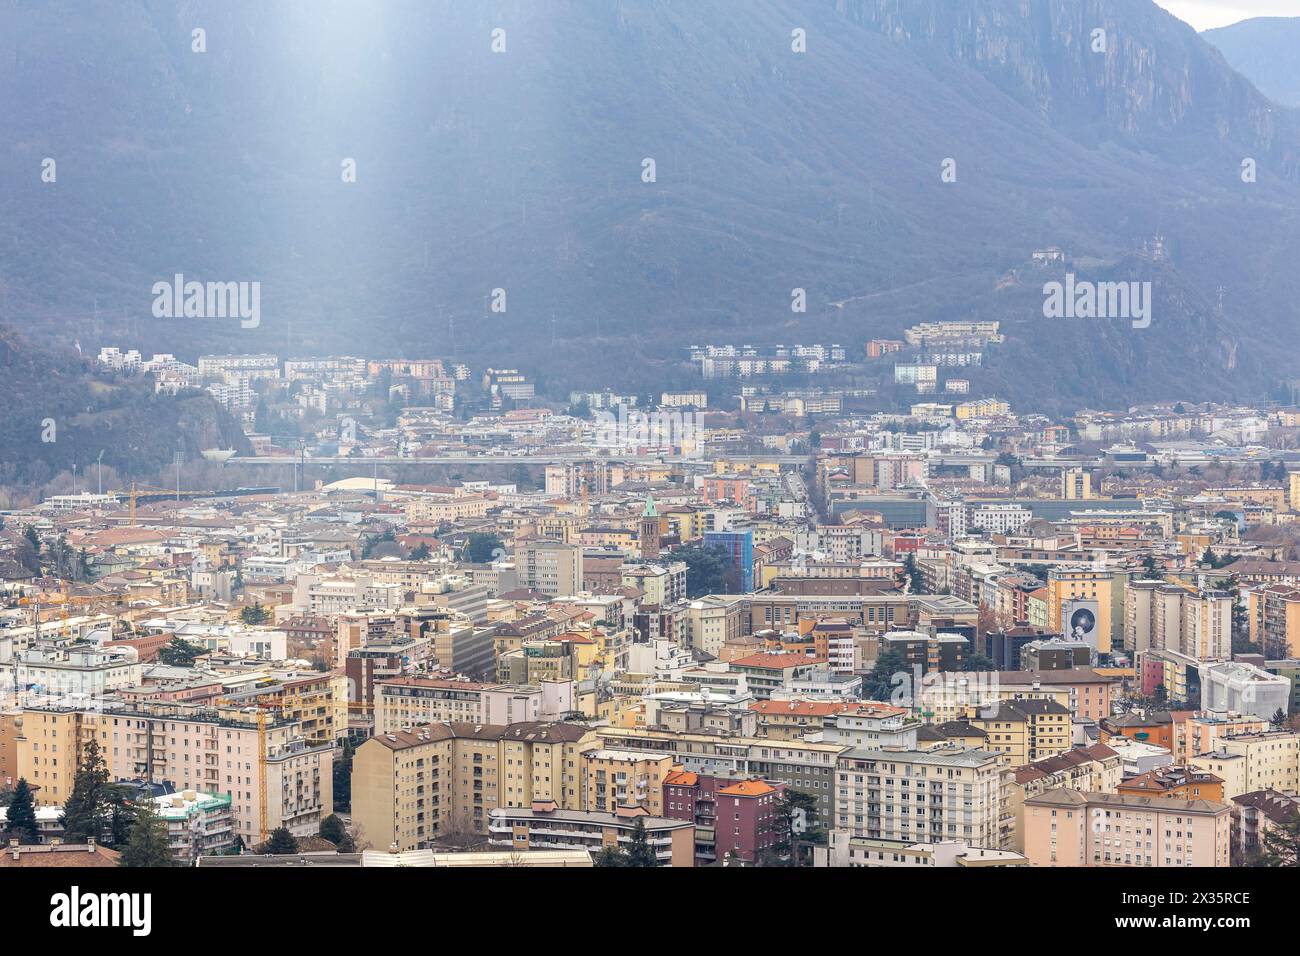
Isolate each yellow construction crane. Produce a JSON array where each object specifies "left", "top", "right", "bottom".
[{"left": 256, "top": 709, "right": 269, "bottom": 844}]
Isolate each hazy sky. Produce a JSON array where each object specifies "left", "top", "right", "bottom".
[{"left": 1155, "top": 0, "right": 1300, "bottom": 30}]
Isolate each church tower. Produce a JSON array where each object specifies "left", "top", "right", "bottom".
[{"left": 639, "top": 493, "right": 660, "bottom": 560}]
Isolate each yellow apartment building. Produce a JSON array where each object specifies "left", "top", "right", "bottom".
[
  {"left": 352, "top": 721, "right": 599, "bottom": 849},
  {"left": 963, "top": 700, "right": 1072, "bottom": 765},
  {"left": 1047, "top": 568, "right": 1113, "bottom": 654},
  {"left": 580, "top": 749, "right": 675, "bottom": 815},
  {"left": 1190, "top": 731, "right": 1300, "bottom": 800},
  {"left": 17, "top": 703, "right": 332, "bottom": 845}
]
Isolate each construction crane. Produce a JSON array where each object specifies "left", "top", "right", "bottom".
[
  {"left": 257, "top": 709, "right": 269, "bottom": 845},
  {"left": 18, "top": 590, "right": 123, "bottom": 634}
]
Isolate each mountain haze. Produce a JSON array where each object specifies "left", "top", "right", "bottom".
[
  {"left": 1, "top": 0, "right": 1298, "bottom": 411},
  {"left": 1204, "top": 17, "right": 1300, "bottom": 108}
]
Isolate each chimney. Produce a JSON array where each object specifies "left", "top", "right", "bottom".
[{"left": 87, "top": 836, "right": 96, "bottom": 853}]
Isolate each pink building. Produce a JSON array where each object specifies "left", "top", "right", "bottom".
[{"left": 1024, "top": 789, "right": 1230, "bottom": 867}]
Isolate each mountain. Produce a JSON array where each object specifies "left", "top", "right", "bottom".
[
  {"left": 1, "top": 0, "right": 1298, "bottom": 413},
  {"left": 1204, "top": 17, "right": 1300, "bottom": 108},
  {"left": 0, "top": 323, "right": 250, "bottom": 490}
]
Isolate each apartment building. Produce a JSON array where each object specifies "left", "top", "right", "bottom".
[
  {"left": 594, "top": 726, "right": 847, "bottom": 823},
  {"left": 152, "top": 790, "right": 237, "bottom": 861},
  {"left": 515, "top": 540, "right": 583, "bottom": 596},
  {"left": 351, "top": 721, "right": 599, "bottom": 848},
  {"left": 373, "top": 677, "right": 491, "bottom": 733},
  {"left": 685, "top": 595, "right": 745, "bottom": 657},
  {"left": 1191, "top": 731, "right": 1300, "bottom": 800},
  {"left": 963, "top": 699, "right": 1072, "bottom": 765},
  {"left": 1023, "top": 790, "right": 1231, "bottom": 867},
  {"left": 17, "top": 703, "right": 332, "bottom": 844},
  {"left": 1199, "top": 661, "right": 1290, "bottom": 722},
  {"left": 1126, "top": 581, "right": 1232, "bottom": 660},
  {"left": 217, "top": 671, "right": 348, "bottom": 746},
  {"left": 727, "top": 653, "right": 823, "bottom": 700},
  {"left": 488, "top": 802, "right": 695, "bottom": 866},
  {"left": 582, "top": 749, "right": 675, "bottom": 815},
  {"left": 1248, "top": 584, "right": 1300, "bottom": 658},
  {"left": 834, "top": 746, "right": 1002, "bottom": 848},
  {"left": 1047, "top": 568, "right": 1113, "bottom": 654},
  {"left": 1003, "top": 744, "right": 1123, "bottom": 852},
  {"left": 662, "top": 769, "right": 784, "bottom": 864}
]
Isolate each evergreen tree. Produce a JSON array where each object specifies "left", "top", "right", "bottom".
[
  {"left": 319, "top": 813, "right": 353, "bottom": 850},
  {"left": 239, "top": 603, "right": 271, "bottom": 625},
  {"left": 862, "top": 650, "right": 909, "bottom": 702},
  {"left": 592, "top": 846, "right": 629, "bottom": 867},
  {"left": 333, "top": 736, "right": 355, "bottom": 812},
  {"left": 4, "top": 778, "right": 39, "bottom": 845},
  {"left": 119, "top": 801, "right": 176, "bottom": 867},
  {"left": 104, "top": 783, "right": 140, "bottom": 848},
  {"left": 265, "top": 826, "right": 299, "bottom": 854},
  {"left": 61, "top": 739, "right": 109, "bottom": 843},
  {"left": 1260, "top": 813, "right": 1300, "bottom": 866},
  {"left": 625, "top": 817, "right": 658, "bottom": 867},
  {"left": 408, "top": 542, "right": 432, "bottom": 561},
  {"left": 770, "top": 789, "right": 823, "bottom": 866},
  {"left": 902, "top": 553, "right": 925, "bottom": 594},
  {"left": 158, "top": 637, "right": 205, "bottom": 666}
]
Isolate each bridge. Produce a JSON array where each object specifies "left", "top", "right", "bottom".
[{"left": 226, "top": 454, "right": 813, "bottom": 467}]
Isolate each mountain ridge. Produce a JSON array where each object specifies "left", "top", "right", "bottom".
[{"left": 0, "top": 0, "right": 1296, "bottom": 411}]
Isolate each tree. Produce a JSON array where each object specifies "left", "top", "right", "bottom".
[
  {"left": 408, "top": 542, "right": 432, "bottom": 561},
  {"left": 158, "top": 637, "right": 206, "bottom": 666},
  {"left": 863, "top": 650, "right": 908, "bottom": 702},
  {"left": 1271, "top": 708, "right": 1288, "bottom": 729},
  {"left": 769, "top": 789, "right": 823, "bottom": 866},
  {"left": 319, "top": 813, "right": 354, "bottom": 851},
  {"left": 119, "top": 801, "right": 176, "bottom": 867},
  {"left": 675, "top": 543, "right": 730, "bottom": 598},
  {"left": 265, "top": 827, "right": 299, "bottom": 855},
  {"left": 239, "top": 603, "right": 271, "bottom": 626},
  {"left": 963, "top": 652, "right": 996, "bottom": 672},
  {"left": 361, "top": 529, "right": 397, "bottom": 558},
  {"left": 625, "top": 817, "right": 658, "bottom": 867},
  {"left": 901, "top": 553, "right": 925, "bottom": 594},
  {"left": 104, "top": 783, "right": 140, "bottom": 848},
  {"left": 461, "top": 533, "right": 505, "bottom": 564},
  {"left": 61, "top": 739, "right": 109, "bottom": 843},
  {"left": 592, "top": 846, "right": 629, "bottom": 867},
  {"left": 1260, "top": 813, "right": 1300, "bottom": 866},
  {"left": 334, "top": 736, "right": 355, "bottom": 812},
  {"left": 4, "top": 778, "right": 39, "bottom": 845}
]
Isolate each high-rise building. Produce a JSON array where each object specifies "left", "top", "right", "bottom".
[{"left": 703, "top": 529, "right": 754, "bottom": 593}]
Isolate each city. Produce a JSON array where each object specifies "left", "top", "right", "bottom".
[{"left": 2, "top": 0, "right": 1298, "bottom": 939}]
